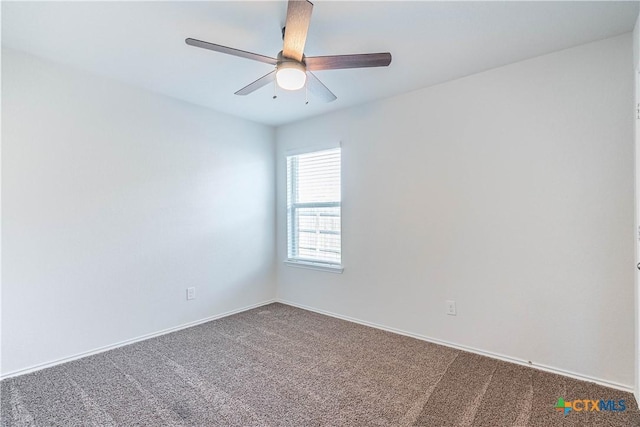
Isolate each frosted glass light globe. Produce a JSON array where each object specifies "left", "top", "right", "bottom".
[{"left": 276, "top": 62, "right": 306, "bottom": 90}]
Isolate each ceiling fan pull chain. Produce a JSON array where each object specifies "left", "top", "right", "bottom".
[
  {"left": 273, "top": 79, "right": 277, "bottom": 99},
  {"left": 305, "top": 83, "right": 309, "bottom": 105}
]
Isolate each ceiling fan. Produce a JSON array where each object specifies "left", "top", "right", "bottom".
[{"left": 185, "top": 0, "right": 392, "bottom": 103}]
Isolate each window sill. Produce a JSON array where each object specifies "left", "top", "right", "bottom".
[{"left": 284, "top": 260, "right": 344, "bottom": 274}]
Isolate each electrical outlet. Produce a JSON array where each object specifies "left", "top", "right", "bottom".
[
  {"left": 446, "top": 300, "right": 456, "bottom": 316},
  {"left": 186, "top": 287, "right": 196, "bottom": 300}
]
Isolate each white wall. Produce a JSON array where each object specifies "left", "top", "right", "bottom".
[
  {"left": 276, "top": 34, "right": 635, "bottom": 388},
  {"left": 1, "top": 48, "right": 276, "bottom": 375},
  {"left": 634, "top": 13, "right": 640, "bottom": 71},
  {"left": 633, "top": 11, "right": 640, "bottom": 402}
]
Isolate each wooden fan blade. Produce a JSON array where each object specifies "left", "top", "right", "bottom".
[
  {"left": 283, "top": 0, "right": 313, "bottom": 62},
  {"left": 235, "top": 71, "right": 277, "bottom": 96},
  {"left": 306, "top": 71, "right": 337, "bottom": 102},
  {"left": 305, "top": 53, "right": 392, "bottom": 71},
  {"left": 186, "top": 38, "right": 277, "bottom": 65}
]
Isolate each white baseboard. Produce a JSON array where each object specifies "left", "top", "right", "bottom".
[
  {"left": 0, "top": 299, "right": 276, "bottom": 381},
  {"left": 276, "top": 298, "right": 634, "bottom": 394},
  {"left": 3, "top": 297, "right": 634, "bottom": 395}
]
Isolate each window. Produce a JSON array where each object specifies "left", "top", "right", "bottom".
[{"left": 286, "top": 148, "right": 341, "bottom": 270}]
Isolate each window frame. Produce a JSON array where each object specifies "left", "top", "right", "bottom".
[{"left": 285, "top": 147, "right": 343, "bottom": 273}]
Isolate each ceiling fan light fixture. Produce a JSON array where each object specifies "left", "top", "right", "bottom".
[
  {"left": 186, "top": 0, "right": 391, "bottom": 102},
  {"left": 276, "top": 61, "right": 307, "bottom": 91}
]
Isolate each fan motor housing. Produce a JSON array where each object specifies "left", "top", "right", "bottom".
[{"left": 277, "top": 51, "right": 306, "bottom": 68}]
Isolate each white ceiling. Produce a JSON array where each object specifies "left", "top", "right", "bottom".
[{"left": 2, "top": 1, "right": 638, "bottom": 126}]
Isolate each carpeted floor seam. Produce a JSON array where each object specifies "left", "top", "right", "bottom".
[
  {"left": 159, "top": 352, "right": 267, "bottom": 427},
  {"left": 466, "top": 361, "right": 500, "bottom": 426},
  {"left": 104, "top": 353, "right": 185, "bottom": 426},
  {"left": 7, "top": 381, "right": 36, "bottom": 426},
  {"left": 401, "top": 350, "right": 461, "bottom": 426},
  {"left": 513, "top": 377, "right": 533, "bottom": 427}
]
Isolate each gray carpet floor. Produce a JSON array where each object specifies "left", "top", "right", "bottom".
[{"left": 1, "top": 303, "right": 638, "bottom": 426}]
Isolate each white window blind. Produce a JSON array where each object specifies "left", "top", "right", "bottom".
[{"left": 287, "top": 148, "right": 341, "bottom": 266}]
